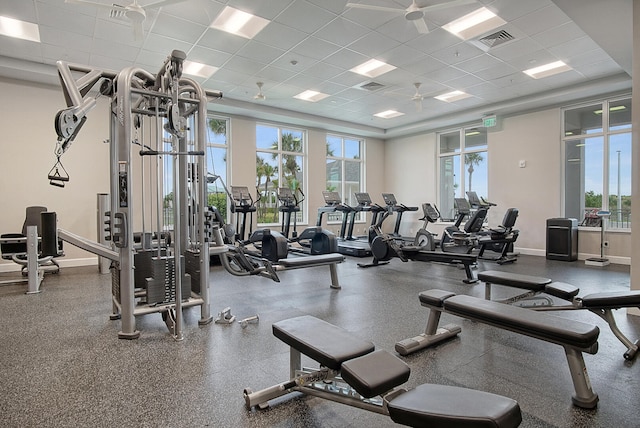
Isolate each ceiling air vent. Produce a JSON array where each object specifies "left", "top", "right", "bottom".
[
  {"left": 355, "top": 81, "right": 386, "bottom": 92},
  {"left": 479, "top": 30, "right": 514, "bottom": 48}
]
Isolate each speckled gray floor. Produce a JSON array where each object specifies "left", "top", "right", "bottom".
[{"left": 0, "top": 254, "right": 638, "bottom": 427}]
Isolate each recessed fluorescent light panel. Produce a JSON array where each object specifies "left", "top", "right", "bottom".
[
  {"left": 350, "top": 59, "right": 396, "bottom": 78},
  {"left": 0, "top": 16, "right": 40, "bottom": 42},
  {"left": 442, "top": 7, "right": 506, "bottom": 40},
  {"left": 183, "top": 61, "right": 218, "bottom": 79},
  {"left": 523, "top": 60, "right": 572, "bottom": 79},
  {"left": 210, "top": 6, "right": 270, "bottom": 39},
  {"left": 374, "top": 110, "right": 404, "bottom": 119},
  {"left": 294, "top": 90, "right": 329, "bottom": 102},
  {"left": 434, "top": 90, "right": 471, "bottom": 102}
]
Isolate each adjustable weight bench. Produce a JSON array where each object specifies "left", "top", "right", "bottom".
[
  {"left": 396, "top": 290, "right": 600, "bottom": 409},
  {"left": 245, "top": 315, "right": 522, "bottom": 427},
  {"left": 479, "top": 270, "right": 640, "bottom": 361}
]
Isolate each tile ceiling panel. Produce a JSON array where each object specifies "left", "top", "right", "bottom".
[{"left": 0, "top": 0, "right": 630, "bottom": 138}]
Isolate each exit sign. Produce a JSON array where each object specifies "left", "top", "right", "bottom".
[{"left": 482, "top": 115, "right": 497, "bottom": 127}]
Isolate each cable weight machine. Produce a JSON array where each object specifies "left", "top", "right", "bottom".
[{"left": 51, "top": 50, "right": 222, "bottom": 340}]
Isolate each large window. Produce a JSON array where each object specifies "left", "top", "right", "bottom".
[
  {"left": 256, "top": 124, "right": 306, "bottom": 225},
  {"left": 563, "top": 97, "right": 631, "bottom": 229},
  {"left": 438, "top": 127, "right": 488, "bottom": 220},
  {"left": 326, "top": 135, "right": 364, "bottom": 222},
  {"left": 205, "top": 115, "right": 229, "bottom": 221}
]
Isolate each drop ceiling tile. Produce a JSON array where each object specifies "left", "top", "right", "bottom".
[
  {"left": 91, "top": 37, "right": 141, "bottom": 63},
  {"left": 253, "top": 21, "right": 309, "bottom": 51},
  {"left": 511, "top": 4, "right": 571, "bottom": 37},
  {"left": 306, "top": 0, "right": 352, "bottom": 15},
  {"left": 5, "top": 0, "right": 37, "bottom": 21},
  {"left": 505, "top": 49, "right": 559, "bottom": 72},
  {"left": 445, "top": 72, "right": 487, "bottom": 90},
  {"left": 39, "top": 25, "right": 94, "bottom": 53},
  {"left": 425, "top": 65, "right": 468, "bottom": 84},
  {"left": 159, "top": 0, "right": 226, "bottom": 26},
  {"left": 314, "top": 16, "right": 370, "bottom": 46},
  {"left": 375, "top": 16, "right": 424, "bottom": 43},
  {"left": 342, "top": 4, "right": 399, "bottom": 29},
  {"left": 273, "top": 0, "right": 337, "bottom": 34},
  {"left": 289, "top": 36, "right": 341, "bottom": 61},
  {"left": 567, "top": 48, "right": 618, "bottom": 69},
  {"left": 473, "top": 62, "right": 519, "bottom": 81},
  {"left": 348, "top": 31, "right": 402, "bottom": 59},
  {"left": 404, "top": 28, "right": 463, "bottom": 55},
  {"left": 37, "top": 3, "right": 95, "bottom": 37},
  {"left": 429, "top": 42, "right": 483, "bottom": 66},
  {"left": 488, "top": 37, "right": 544, "bottom": 62},
  {"left": 149, "top": 13, "right": 207, "bottom": 44},
  {"left": 579, "top": 60, "right": 626, "bottom": 79},
  {"left": 487, "top": 0, "right": 554, "bottom": 21},
  {"left": 401, "top": 55, "right": 448, "bottom": 76},
  {"left": 330, "top": 71, "right": 375, "bottom": 88},
  {"left": 301, "top": 61, "right": 344, "bottom": 80},
  {"left": 186, "top": 46, "right": 233, "bottom": 68},
  {"left": 41, "top": 44, "right": 90, "bottom": 65},
  {"left": 198, "top": 28, "right": 250, "bottom": 54},
  {"left": 209, "top": 67, "right": 253, "bottom": 85},
  {"left": 227, "top": 0, "right": 296, "bottom": 20},
  {"left": 89, "top": 53, "right": 133, "bottom": 72},
  {"left": 135, "top": 50, "right": 173, "bottom": 71},
  {"left": 0, "top": 38, "right": 43, "bottom": 62},
  {"left": 236, "top": 40, "right": 286, "bottom": 65},
  {"left": 143, "top": 33, "right": 194, "bottom": 56},
  {"left": 531, "top": 21, "right": 585, "bottom": 49},
  {"left": 548, "top": 36, "right": 605, "bottom": 61},
  {"left": 93, "top": 19, "right": 145, "bottom": 46},
  {"left": 456, "top": 54, "right": 507, "bottom": 74},
  {"left": 284, "top": 73, "right": 325, "bottom": 90},
  {"left": 322, "top": 48, "right": 368, "bottom": 70},
  {"left": 377, "top": 44, "right": 429, "bottom": 68},
  {"left": 256, "top": 64, "right": 298, "bottom": 82},
  {"left": 224, "top": 55, "right": 269, "bottom": 76}
]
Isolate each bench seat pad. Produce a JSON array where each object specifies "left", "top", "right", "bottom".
[
  {"left": 278, "top": 253, "right": 344, "bottom": 268},
  {"left": 272, "top": 315, "right": 374, "bottom": 370},
  {"left": 340, "top": 350, "right": 410, "bottom": 398},
  {"left": 419, "top": 289, "right": 457, "bottom": 308},
  {"left": 443, "top": 295, "right": 599, "bottom": 350},
  {"left": 581, "top": 290, "right": 640, "bottom": 309},
  {"left": 478, "top": 270, "right": 551, "bottom": 290},
  {"left": 388, "top": 384, "right": 522, "bottom": 428}
]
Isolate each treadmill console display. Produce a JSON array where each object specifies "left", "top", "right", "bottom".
[
  {"left": 322, "top": 191, "right": 342, "bottom": 205},
  {"left": 354, "top": 192, "right": 372, "bottom": 205},
  {"left": 382, "top": 193, "right": 397, "bottom": 206}
]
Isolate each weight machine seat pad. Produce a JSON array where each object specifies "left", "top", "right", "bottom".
[
  {"left": 272, "top": 316, "right": 375, "bottom": 371},
  {"left": 340, "top": 350, "right": 410, "bottom": 398},
  {"left": 419, "top": 289, "right": 457, "bottom": 308},
  {"left": 277, "top": 253, "right": 344, "bottom": 268},
  {"left": 545, "top": 282, "right": 580, "bottom": 300},
  {"left": 478, "top": 270, "right": 552, "bottom": 290},
  {"left": 387, "top": 383, "right": 522, "bottom": 428},
  {"left": 581, "top": 290, "right": 640, "bottom": 309},
  {"left": 443, "top": 295, "right": 599, "bottom": 351}
]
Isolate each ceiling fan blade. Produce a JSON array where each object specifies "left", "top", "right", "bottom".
[
  {"left": 143, "top": 0, "right": 189, "bottom": 10},
  {"left": 413, "top": 18, "right": 429, "bottom": 34},
  {"left": 64, "top": 0, "right": 122, "bottom": 12},
  {"left": 132, "top": 21, "right": 144, "bottom": 40},
  {"left": 414, "top": 98, "right": 423, "bottom": 112},
  {"left": 420, "top": 0, "right": 476, "bottom": 14},
  {"left": 345, "top": 3, "right": 405, "bottom": 13}
]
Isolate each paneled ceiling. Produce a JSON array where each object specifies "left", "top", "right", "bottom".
[{"left": 0, "top": 0, "right": 632, "bottom": 138}]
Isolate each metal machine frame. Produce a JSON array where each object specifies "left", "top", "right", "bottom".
[{"left": 52, "top": 50, "right": 222, "bottom": 339}]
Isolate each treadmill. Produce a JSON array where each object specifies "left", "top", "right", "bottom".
[
  {"left": 318, "top": 191, "right": 371, "bottom": 257},
  {"left": 381, "top": 193, "right": 419, "bottom": 243}
]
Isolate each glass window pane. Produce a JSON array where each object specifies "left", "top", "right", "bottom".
[
  {"left": 464, "top": 151, "right": 487, "bottom": 199},
  {"left": 282, "top": 129, "right": 303, "bottom": 152},
  {"left": 439, "top": 155, "right": 460, "bottom": 221},
  {"left": 440, "top": 131, "right": 460, "bottom": 154},
  {"left": 257, "top": 125, "right": 278, "bottom": 150},
  {"left": 564, "top": 137, "right": 603, "bottom": 222},
  {"left": 344, "top": 139, "right": 360, "bottom": 159},
  {"left": 256, "top": 152, "right": 278, "bottom": 224},
  {"left": 327, "top": 135, "right": 342, "bottom": 157},
  {"left": 464, "top": 127, "right": 487, "bottom": 150},
  {"left": 609, "top": 98, "right": 631, "bottom": 131},
  {"left": 608, "top": 133, "right": 631, "bottom": 228},
  {"left": 344, "top": 160, "right": 361, "bottom": 206},
  {"left": 326, "top": 159, "right": 342, "bottom": 191},
  {"left": 564, "top": 104, "right": 603, "bottom": 136}
]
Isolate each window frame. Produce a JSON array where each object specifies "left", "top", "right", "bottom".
[
  {"left": 256, "top": 123, "right": 308, "bottom": 226},
  {"left": 561, "top": 95, "right": 632, "bottom": 230},
  {"left": 204, "top": 114, "right": 230, "bottom": 222},
  {"left": 326, "top": 134, "right": 365, "bottom": 223},
  {"left": 437, "top": 126, "right": 488, "bottom": 221}
]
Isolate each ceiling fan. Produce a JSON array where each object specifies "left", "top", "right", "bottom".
[
  {"left": 345, "top": 0, "right": 476, "bottom": 34},
  {"left": 410, "top": 82, "right": 426, "bottom": 111},
  {"left": 253, "top": 82, "right": 266, "bottom": 101},
  {"left": 65, "top": 0, "right": 189, "bottom": 40}
]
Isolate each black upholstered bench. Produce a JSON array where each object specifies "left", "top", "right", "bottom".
[
  {"left": 397, "top": 289, "right": 600, "bottom": 409},
  {"left": 276, "top": 253, "right": 345, "bottom": 289},
  {"left": 478, "top": 270, "right": 640, "bottom": 361},
  {"left": 245, "top": 315, "right": 522, "bottom": 427}
]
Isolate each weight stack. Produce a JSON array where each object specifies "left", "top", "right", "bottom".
[{"left": 145, "top": 255, "right": 191, "bottom": 305}]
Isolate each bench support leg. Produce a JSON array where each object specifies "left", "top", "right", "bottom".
[
  {"left": 395, "top": 308, "right": 461, "bottom": 356},
  {"left": 590, "top": 308, "right": 639, "bottom": 361},
  {"left": 564, "top": 347, "right": 599, "bottom": 409},
  {"left": 329, "top": 264, "right": 341, "bottom": 289}
]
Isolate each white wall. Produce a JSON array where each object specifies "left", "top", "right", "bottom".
[{"left": 0, "top": 77, "right": 110, "bottom": 271}]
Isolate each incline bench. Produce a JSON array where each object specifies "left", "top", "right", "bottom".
[
  {"left": 479, "top": 270, "right": 640, "bottom": 360},
  {"left": 245, "top": 315, "right": 522, "bottom": 427},
  {"left": 396, "top": 290, "right": 600, "bottom": 409}
]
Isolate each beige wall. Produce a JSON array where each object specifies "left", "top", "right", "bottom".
[{"left": 0, "top": 77, "right": 110, "bottom": 270}]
